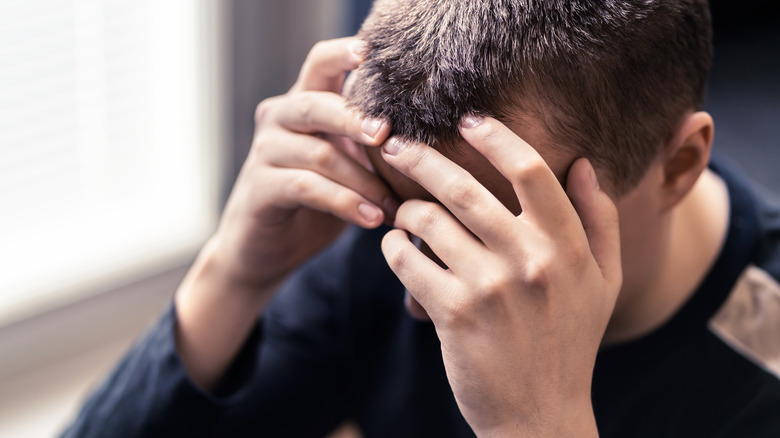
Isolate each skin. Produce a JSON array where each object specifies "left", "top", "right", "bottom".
[
  {"left": 376, "top": 123, "right": 620, "bottom": 437},
  {"left": 174, "top": 37, "right": 395, "bottom": 392},
  {"left": 173, "top": 37, "right": 729, "bottom": 436},
  {"left": 367, "top": 113, "right": 729, "bottom": 347}
]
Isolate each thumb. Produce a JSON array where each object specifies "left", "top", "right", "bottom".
[{"left": 566, "top": 158, "right": 622, "bottom": 291}]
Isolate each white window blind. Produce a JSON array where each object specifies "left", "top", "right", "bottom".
[{"left": 0, "top": 0, "right": 222, "bottom": 324}]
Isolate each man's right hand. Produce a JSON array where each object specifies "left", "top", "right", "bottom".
[{"left": 173, "top": 37, "right": 395, "bottom": 391}]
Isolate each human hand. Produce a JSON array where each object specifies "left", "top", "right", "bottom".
[
  {"left": 213, "top": 37, "right": 397, "bottom": 297},
  {"left": 173, "top": 38, "right": 396, "bottom": 390},
  {"left": 379, "top": 116, "right": 622, "bottom": 437}
]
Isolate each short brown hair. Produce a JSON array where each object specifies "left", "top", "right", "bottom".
[{"left": 347, "top": 0, "right": 713, "bottom": 193}]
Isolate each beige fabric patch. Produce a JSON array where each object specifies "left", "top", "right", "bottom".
[{"left": 709, "top": 265, "right": 780, "bottom": 379}]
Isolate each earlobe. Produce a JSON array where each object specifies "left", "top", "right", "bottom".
[{"left": 660, "top": 111, "right": 714, "bottom": 210}]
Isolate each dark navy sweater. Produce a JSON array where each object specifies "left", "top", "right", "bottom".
[{"left": 62, "top": 159, "right": 780, "bottom": 437}]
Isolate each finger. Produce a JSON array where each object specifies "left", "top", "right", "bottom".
[
  {"left": 566, "top": 158, "right": 622, "bottom": 290},
  {"left": 330, "top": 134, "right": 374, "bottom": 170},
  {"left": 381, "top": 229, "right": 456, "bottom": 317},
  {"left": 293, "top": 37, "right": 367, "bottom": 93},
  {"left": 264, "top": 131, "right": 399, "bottom": 220},
  {"left": 394, "top": 200, "right": 489, "bottom": 276},
  {"left": 380, "top": 138, "right": 518, "bottom": 250},
  {"left": 275, "top": 91, "right": 390, "bottom": 146},
  {"left": 275, "top": 168, "right": 385, "bottom": 228},
  {"left": 458, "top": 115, "right": 578, "bottom": 233}
]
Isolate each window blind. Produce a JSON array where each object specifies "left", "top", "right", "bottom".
[{"left": 0, "top": 0, "right": 221, "bottom": 324}]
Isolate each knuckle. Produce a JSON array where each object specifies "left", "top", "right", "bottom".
[
  {"left": 309, "top": 40, "right": 328, "bottom": 58},
  {"left": 438, "top": 288, "right": 471, "bottom": 321},
  {"left": 478, "top": 122, "right": 502, "bottom": 141},
  {"left": 473, "top": 268, "right": 512, "bottom": 303},
  {"left": 301, "top": 41, "right": 326, "bottom": 70},
  {"left": 385, "top": 248, "right": 406, "bottom": 272},
  {"left": 440, "top": 299, "right": 468, "bottom": 325},
  {"left": 250, "top": 125, "right": 281, "bottom": 155},
  {"left": 249, "top": 132, "right": 272, "bottom": 156},
  {"left": 254, "top": 98, "right": 276, "bottom": 125},
  {"left": 337, "top": 110, "right": 353, "bottom": 137},
  {"left": 443, "top": 178, "right": 481, "bottom": 211},
  {"left": 511, "top": 157, "right": 548, "bottom": 184},
  {"left": 439, "top": 270, "right": 512, "bottom": 325},
  {"left": 442, "top": 289, "right": 494, "bottom": 327},
  {"left": 331, "top": 187, "right": 354, "bottom": 212},
  {"left": 288, "top": 172, "right": 312, "bottom": 197},
  {"left": 566, "top": 239, "right": 591, "bottom": 268},
  {"left": 382, "top": 239, "right": 408, "bottom": 272},
  {"left": 415, "top": 203, "right": 444, "bottom": 234},
  {"left": 307, "top": 140, "right": 334, "bottom": 168},
  {"left": 399, "top": 144, "right": 429, "bottom": 171},
  {"left": 296, "top": 92, "right": 316, "bottom": 126},
  {"left": 522, "top": 259, "right": 551, "bottom": 294}
]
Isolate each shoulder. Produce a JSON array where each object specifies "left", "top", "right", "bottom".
[{"left": 707, "top": 157, "right": 780, "bottom": 418}]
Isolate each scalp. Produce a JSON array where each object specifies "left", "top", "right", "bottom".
[{"left": 347, "top": 0, "right": 712, "bottom": 194}]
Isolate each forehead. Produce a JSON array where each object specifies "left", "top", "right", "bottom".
[{"left": 365, "top": 116, "right": 576, "bottom": 213}]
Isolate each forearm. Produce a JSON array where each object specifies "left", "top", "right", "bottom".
[
  {"left": 62, "top": 302, "right": 231, "bottom": 438},
  {"left": 174, "top": 235, "right": 276, "bottom": 391}
]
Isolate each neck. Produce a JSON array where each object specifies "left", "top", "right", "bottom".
[{"left": 602, "top": 168, "right": 730, "bottom": 345}]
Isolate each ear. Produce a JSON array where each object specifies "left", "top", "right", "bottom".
[{"left": 659, "top": 111, "right": 714, "bottom": 211}]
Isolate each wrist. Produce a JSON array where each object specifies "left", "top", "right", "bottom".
[
  {"left": 477, "top": 397, "right": 598, "bottom": 438},
  {"left": 174, "top": 234, "right": 277, "bottom": 391},
  {"left": 179, "top": 234, "right": 276, "bottom": 312},
  {"left": 205, "top": 233, "right": 256, "bottom": 293},
  {"left": 212, "top": 216, "right": 302, "bottom": 292}
]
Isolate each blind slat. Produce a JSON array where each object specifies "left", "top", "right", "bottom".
[{"left": 0, "top": 0, "right": 218, "bottom": 324}]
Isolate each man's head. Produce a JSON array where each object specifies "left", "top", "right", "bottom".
[
  {"left": 346, "top": 0, "right": 718, "bottom": 325},
  {"left": 347, "top": 0, "right": 713, "bottom": 196}
]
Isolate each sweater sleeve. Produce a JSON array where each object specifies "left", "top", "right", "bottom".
[
  {"left": 60, "top": 229, "right": 366, "bottom": 438},
  {"left": 59, "top": 302, "right": 255, "bottom": 438}
]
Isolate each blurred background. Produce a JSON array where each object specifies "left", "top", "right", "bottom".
[{"left": 0, "top": 0, "right": 776, "bottom": 436}]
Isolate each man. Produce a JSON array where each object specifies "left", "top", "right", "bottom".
[{"left": 63, "top": 0, "right": 780, "bottom": 436}]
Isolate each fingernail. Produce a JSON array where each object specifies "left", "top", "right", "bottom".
[
  {"left": 362, "top": 118, "right": 384, "bottom": 139},
  {"left": 460, "top": 114, "right": 484, "bottom": 129},
  {"left": 588, "top": 162, "right": 600, "bottom": 189},
  {"left": 383, "top": 138, "right": 406, "bottom": 156},
  {"left": 349, "top": 40, "right": 368, "bottom": 59},
  {"left": 358, "top": 202, "right": 382, "bottom": 223}
]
